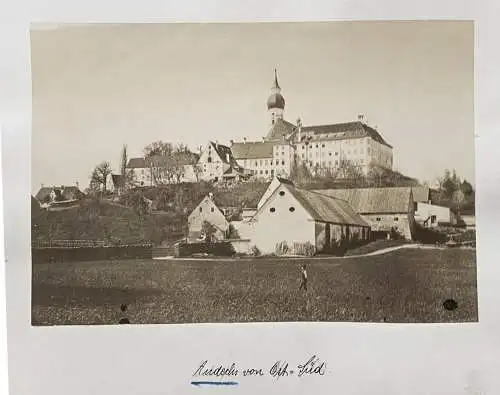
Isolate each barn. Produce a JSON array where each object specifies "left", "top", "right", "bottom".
[
  {"left": 314, "top": 187, "right": 415, "bottom": 240},
  {"left": 247, "top": 179, "right": 370, "bottom": 255}
]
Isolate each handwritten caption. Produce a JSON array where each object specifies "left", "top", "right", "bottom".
[{"left": 192, "top": 355, "right": 326, "bottom": 381}]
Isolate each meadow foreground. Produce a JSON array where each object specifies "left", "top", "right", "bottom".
[{"left": 32, "top": 248, "right": 478, "bottom": 325}]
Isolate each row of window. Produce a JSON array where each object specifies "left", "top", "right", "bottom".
[
  {"left": 199, "top": 207, "right": 216, "bottom": 213},
  {"left": 242, "top": 159, "right": 288, "bottom": 167},
  {"left": 302, "top": 149, "right": 367, "bottom": 158},
  {"left": 299, "top": 138, "right": 368, "bottom": 150},
  {"left": 300, "top": 159, "right": 365, "bottom": 166},
  {"left": 253, "top": 169, "right": 275, "bottom": 176},
  {"left": 375, "top": 217, "right": 399, "bottom": 221}
]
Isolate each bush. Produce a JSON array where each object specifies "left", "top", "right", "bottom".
[
  {"left": 250, "top": 245, "right": 261, "bottom": 257},
  {"left": 227, "top": 223, "right": 240, "bottom": 239},
  {"left": 177, "top": 241, "right": 236, "bottom": 257},
  {"left": 413, "top": 223, "right": 448, "bottom": 244},
  {"left": 294, "top": 241, "right": 316, "bottom": 257},
  {"left": 390, "top": 227, "right": 405, "bottom": 240},
  {"left": 275, "top": 241, "right": 289, "bottom": 256}
]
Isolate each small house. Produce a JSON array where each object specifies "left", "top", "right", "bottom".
[
  {"left": 35, "top": 184, "right": 84, "bottom": 206},
  {"left": 411, "top": 186, "right": 457, "bottom": 227},
  {"left": 187, "top": 193, "right": 230, "bottom": 242},
  {"left": 197, "top": 141, "right": 243, "bottom": 183}
]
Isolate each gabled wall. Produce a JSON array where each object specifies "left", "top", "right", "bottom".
[
  {"left": 249, "top": 185, "right": 315, "bottom": 254},
  {"left": 188, "top": 196, "right": 229, "bottom": 241},
  {"left": 197, "top": 143, "right": 229, "bottom": 181}
]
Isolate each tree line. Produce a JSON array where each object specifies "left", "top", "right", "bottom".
[{"left": 87, "top": 141, "right": 202, "bottom": 195}]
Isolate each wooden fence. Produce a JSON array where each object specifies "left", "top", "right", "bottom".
[{"left": 32, "top": 239, "right": 107, "bottom": 248}]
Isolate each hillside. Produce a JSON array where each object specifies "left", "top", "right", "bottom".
[
  {"left": 31, "top": 198, "right": 182, "bottom": 245},
  {"left": 137, "top": 180, "right": 271, "bottom": 212}
]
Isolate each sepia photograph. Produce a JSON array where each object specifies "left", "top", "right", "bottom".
[{"left": 30, "top": 21, "right": 477, "bottom": 326}]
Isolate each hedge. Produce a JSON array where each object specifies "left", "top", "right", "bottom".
[
  {"left": 32, "top": 245, "right": 153, "bottom": 264},
  {"left": 177, "top": 241, "right": 235, "bottom": 257}
]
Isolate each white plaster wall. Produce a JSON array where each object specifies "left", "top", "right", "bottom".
[
  {"left": 188, "top": 197, "right": 229, "bottom": 236},
  {"left": 257, "top": 177, "right": 280, "bottom": 209},
  {"left": 362, "top": 213, "right": 412, "bottom": 240},
  {"left": 415, "top": 202, "right": 452, "bottom": 225},
  {"left": 249, "top": 186, "right": 315, "bottom": 254}
]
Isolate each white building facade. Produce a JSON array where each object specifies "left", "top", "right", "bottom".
[{"left": 231, "top": 70, "right": 394, "bottom": 179}]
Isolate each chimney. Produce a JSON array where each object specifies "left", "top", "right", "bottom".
[
  {"left": 41, "top": 183, "right": 44, "bottom": 189},
  {"left": 208, "top": 192, "right": 214, "bottom": 200},
  {"left": 76, "top": 181, "right": 79, "bottom": 189},
  {"left": 358, "top": 114, "right": 365, "bottom": 122},
  {"left": 243, "top": 137, "right": 247, "bottom": 144},
  {"left": 230, "top": 139, "right": 234, "bottom": 146}
]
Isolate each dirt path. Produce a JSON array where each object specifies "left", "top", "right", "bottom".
[{"left": 153, "top": 243, "right": 459, "bottom": 261}]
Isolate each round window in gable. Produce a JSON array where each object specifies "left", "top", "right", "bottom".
[
  {"left": 289, "top": 207, "right": 295, "bottom": 212},
  {"left": 270, "top": 207, "right": 276, "bottom": 213},
  {"left": 279, "top": 191, "right": 285, "bottom": 196}
]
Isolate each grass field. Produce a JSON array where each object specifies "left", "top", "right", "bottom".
[{"left": 32, "top": 248, "right": 478, "bottom": 325}]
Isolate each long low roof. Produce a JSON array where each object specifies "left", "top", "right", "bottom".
[
  {"left": 231, "top": 141, "right": 274, "bottom": 159},
  {"left": 313, "top": 187, "right": 412, "bottom": 214},
  {"left": 283, "top": 185, "right": 369, "bottom": 227},
  {"left": 411, "top": 186, "right": 430, "bottom": 202}
]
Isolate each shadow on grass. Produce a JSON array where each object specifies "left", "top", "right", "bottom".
[{"left": 32, "top": 283, "right": 163, "bottom": 307}]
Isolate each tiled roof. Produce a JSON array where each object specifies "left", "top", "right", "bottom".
[
  {"left": 35, "top": 185, "right": 83, "bottom": 201},
  {"left": 62, "top": 186, "right": 83, "bottom": 199},
  {"left": 265, "top": 118, "right": 297, "bottom": 141},
  {"left": 300, "top": 121, "right": 392, "bottom": 148},
  {"left": 276, "top": 176, "right": 294, "bottom": 186},
  {"left": 231, "top": 141, "right": 274, "bottom": 159},
  {"left": 411, "top": 186, "right": 430, "bottom": 202},
  {"left": 127, "top": 153, "right": 196, "bottom": 169},
  {"left": 286, "top": 185, "right": 369, "bottom": 227},
  {"left": 211, "top": 142, "right": 237, "bottom": 165},
  {"left": 127, "top": 157, "right": 147, "bottom": 168},
  {"left": 313, "top": 187, "right": 412, "bottom": 214},
  {"left": 35, "top": 187, "right": 54, "bottom": 201}
]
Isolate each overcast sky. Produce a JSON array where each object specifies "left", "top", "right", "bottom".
[{"left": 30, "top": 21, "right": 474, "bottom": 193}]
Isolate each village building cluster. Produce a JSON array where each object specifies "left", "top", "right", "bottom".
[
  {"left": 187, "top": 177, "right": 466, "bottom": 255},
  {"left": 123, "top": 70, "right": 394, "bottom": 186},
  {"left": 33, "top": 70, "right": 475, "bottom": 253}
]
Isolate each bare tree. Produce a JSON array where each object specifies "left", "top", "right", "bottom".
[
  {"left": 90, "top": 161, "right": 113, "bottom": 194},
  {"left": 201, "top": 220, "right": 218, "bottom": 243},
  {"left": 143, "top": 141, "right": 174, "bottom": 158},
  {"left": 192, "top": 162, "right": 203, "bottom": 182},
  {"left": 452, "top": 189, "right": 466, "bottom": 217}
]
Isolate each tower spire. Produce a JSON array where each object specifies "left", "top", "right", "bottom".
[
  {"left": 273, "top": 68, "right": 280, "bottom": 90},
  {"left": 267, "top": 68, "right": 285, "bottom": 125}
]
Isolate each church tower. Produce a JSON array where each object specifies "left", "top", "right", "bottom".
[{"left": 266, "top": 69, "right": 285, "bottom": 125}]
